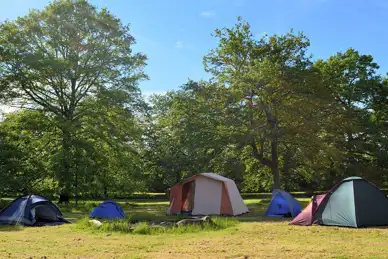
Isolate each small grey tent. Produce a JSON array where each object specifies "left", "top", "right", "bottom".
[{"left": 0, "top": 194, "right": 69, "bottom": 226}]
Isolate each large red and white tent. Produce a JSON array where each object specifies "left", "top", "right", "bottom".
[{"left": 167, "top": 173, "right": 249, "bottom": 216}]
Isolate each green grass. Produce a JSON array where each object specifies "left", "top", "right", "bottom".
[
  {"left": 76, "top": 215, "right": 238, "bottom": 235},
  {"left": 2, "top": 197, "right": 388, "bottom": 258}
]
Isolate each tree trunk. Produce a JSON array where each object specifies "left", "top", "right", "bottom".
[
  {"left": 104, "top": 186, "right": 108, "bottom": 198},
  {"left": 282, "top": 148, "right": 292, "bottom": 191},
  {"left": 234, "top": 166, "right": 243, "bottom": 186},
  {"left": 60, "top": 123, "right": 72, "bottom": 195},
  {"left": 271, "top": 140, "right": 280, "bottom": 190},
  {"left": 248, "top": 98, "right": 282, "bottom": 190},
  {"left": 267, "top": 107, "right": 281, "bottom": 190},
  {"left": 75, "top": 168, "right": 78, "bottom": 206},
  {"left": 346, "top": 130, "right": 354, "bottom": 157}
]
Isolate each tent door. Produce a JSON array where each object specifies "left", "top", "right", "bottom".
[
  {"left": 181, "top": 181, "right": 195, "bottom": 212},
  {"left": 33, "top": 205, "right": 59, "bottom": 223}
]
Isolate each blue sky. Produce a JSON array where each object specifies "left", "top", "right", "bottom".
[{"left": 1, "top": 0, "right": 388, "bottom": 97}]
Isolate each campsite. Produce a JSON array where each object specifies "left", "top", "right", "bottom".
[
  {"left": 2, "top": 192, "right": 388, "bottom": 258},
  {"left": 1, "top": 0, "right": 388, "bottom": 258},
  {"left": 3, "top": 176, "right": 388, "bottom": 258}
]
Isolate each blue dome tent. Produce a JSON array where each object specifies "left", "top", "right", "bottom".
[
  {"left": 265, "top": 189, "right": 302, "bottom": 217},
  {"left": 89, "top": 200, "right": 125, "bottom": 219},
  {"left": 0, "top": 194, "right": 69, "bottom": 226}
]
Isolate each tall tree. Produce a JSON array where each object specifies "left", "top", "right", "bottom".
[
  {"left": 0, "top": 0, "right": 147, "bottom": 194},
  {"left": 315, "top": 49, "right": 383, "bottom": 182},
  {"left": 204, "top": 18, "right": 333, "bottom": 189}
]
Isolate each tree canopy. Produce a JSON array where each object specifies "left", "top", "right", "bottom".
[{"left": 0, "top": 4, "right": 388, "bottom": 198}]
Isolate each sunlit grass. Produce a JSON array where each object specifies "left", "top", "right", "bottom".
[{"left": 2, "top": 197, "right": 388, "bottom": 258}]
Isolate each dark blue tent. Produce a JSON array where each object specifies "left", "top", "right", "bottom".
[
  {"left": 0, "top": 194, "right": 68, "bottom": 226},
  {"left": 265, "top": 189, "right": 302, "bottom": 217},
  {"left": 89, "top": 201, "right": 125, "bottom": 219}
]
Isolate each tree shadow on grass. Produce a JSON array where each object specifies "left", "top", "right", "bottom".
[
  {"left": 235, "top": 198, "right": 308, "bottom": 223},
  {"left": 124, "top": 198, "right": 299, "bottom": 224},
  {"left": 236, "top": 207, "right": 292, "bottom": 223},
  {"left": 368, "top": 226, "right": 388, "bottom": 230},
  {"left": 237, "top": 214, "right": 292, "bottom": 223},
  {"left": 59, "top": 198, "right": 308, "bottom": 224},
  {"left": 61, "top": 202, "right": 171, "bottom": 223},
  {"left": 0, "top": 226, "right": 23, "bottom": 232}
]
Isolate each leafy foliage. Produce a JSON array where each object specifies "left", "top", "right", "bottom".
[
  {"left": 142, "top": 18, "right": 388, "bottom": 192},
  {"left": 0, "top": 0, "right": 147, "bottom": 197},
  {"left": 0, "top": 4, "right": 388, "bottom": 196}
]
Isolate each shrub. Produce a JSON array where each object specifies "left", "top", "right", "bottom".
[{"left": 132, "top": 222, "right": 152, "bottom": 235}]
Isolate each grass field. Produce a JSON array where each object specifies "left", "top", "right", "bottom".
[{"left": 1, "top": 198, "right": 388, "bottom": 258}]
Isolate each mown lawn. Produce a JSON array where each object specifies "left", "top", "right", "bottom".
[{"left": 1, "top": 198, "right": 388, "bottom": 258}]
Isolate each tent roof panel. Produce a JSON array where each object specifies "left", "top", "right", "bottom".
[
  {"left": 200, "top": 173, "right": 233, "bottom": 182},
  {"left": 343, "top": 176, "right": 363, "bottom": 181}
]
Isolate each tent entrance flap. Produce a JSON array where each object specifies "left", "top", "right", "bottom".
[
  {"left": 33, "top": 204, "right": 59, "bottom": 222},
  {"left": 181, "top": 181, "right": 195, "bottom": 212}
]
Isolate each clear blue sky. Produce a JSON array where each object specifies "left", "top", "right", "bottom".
[{"left": 1, "top": 0, "right": 388, "bottom": 97}]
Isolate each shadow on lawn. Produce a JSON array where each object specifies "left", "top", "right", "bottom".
[
  {"left": 238, "top": 202, "right": 289, "bottom": 223},
  {"left": 0, "top": 197, "right": 309, "bottom": 232},
  {"left": 236, "top": 198, "right": 310, "bottom": 223},
  {"left": 58, "top": 200, "right": 171, "bottom": 223},
  {"left": 0, "top": 226, "right": 23, "bottom": 232}
]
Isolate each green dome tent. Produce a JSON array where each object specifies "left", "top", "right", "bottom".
[{"left": 290, "top": 177, "right": 388, "bottom": 228}]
